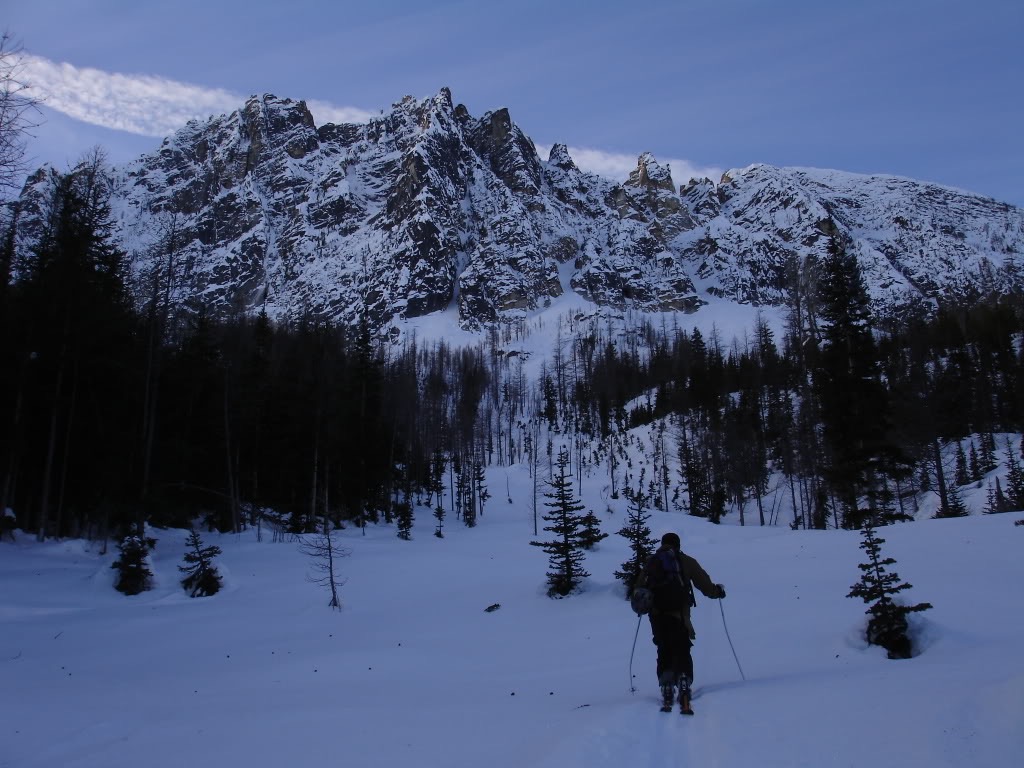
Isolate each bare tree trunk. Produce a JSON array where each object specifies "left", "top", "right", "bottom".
[
  {"left": 54, "top": 356, "right": 80, "bottom": 538},
  {"left": 37, "top": 340, "right": 67, "bottom": 542}
]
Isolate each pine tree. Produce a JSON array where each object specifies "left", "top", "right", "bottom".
[
  {"left": 179, "top": 528, "right": 223, "bottom": 597},
  {"left": 473, "top": 460, "right": 490, "bottom": 519},
  {"left": 395, "top": 492, "right": 413, "bottom": 541},
  {"left": 614, "top": 477, "right": 658, "bottom": 597},
  {"left": 969, "top": 441, "right": 981, "bottom": 486},
  {"left": 1006, "top": 439, "right": 1024, "bottom": 510},
  {"left": 937, "top": 483, "right": 968, "bottom": 518},
  {"left": 111, "top": 525, "right": 153, "bottom": 595},
  {"left": 847, "top": 524, "right": 932, "bottom": 659},
  {"left": 814, "top": 230, "right": 892, "bottom": 528},
  {"left": 579, "top": 505, "right": 608, "bottom": 550},
  {"left": 980, "top": 432, "right": 998, "bottom": 474},
  {"left": 984, "top": 479, "right": 1009, "bottom": 515},
  {"left": 954, "top": 441, "right": 970, "bottom": 487},
  {"left": 530, "top": 447, "right": 590, "bottom": 597}
]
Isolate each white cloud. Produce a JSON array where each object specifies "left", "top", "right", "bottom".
[
  {"left": 537, "top": 144, "right": 722, "bottom": 186},
  {"left": 20, "top": 55, "right": 718, "bottom": 186},
  {"left": 21, "top": 55, "right": 372, "bottom": 137}
]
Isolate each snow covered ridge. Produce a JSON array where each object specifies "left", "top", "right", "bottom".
[{"left": 12, "top": 88, "right": 1024, "bottom": 331}]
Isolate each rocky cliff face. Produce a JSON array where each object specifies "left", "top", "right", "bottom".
[{"left": 12, "top": 89, "right": 1024, "bottom": 330}]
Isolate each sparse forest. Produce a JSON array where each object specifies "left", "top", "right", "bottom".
[{"left": 2, "top": 160, "right": 1024, "bottom": 550}]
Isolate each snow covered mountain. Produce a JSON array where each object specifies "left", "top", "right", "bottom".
[{"left": 13, "top": 89, "right": 1024, "bottom": 330}]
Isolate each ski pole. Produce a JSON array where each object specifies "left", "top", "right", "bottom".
[
  {"left": 628, "top": 614, "right": 642, "bottom": 694},
  {"left": 719, "top": 598, "right": 746, "bottom": 681}
]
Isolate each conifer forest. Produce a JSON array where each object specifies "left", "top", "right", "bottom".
[{"left": 2, "top": 159, "right": 1024, "bottom": 545}]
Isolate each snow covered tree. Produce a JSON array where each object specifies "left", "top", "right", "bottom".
[
  {"left": 531, "top": 447, "right": 590, "bottom": 597},
  {"left": 614, "top": 477, "right": 658, "bottom": 597},
  {"left": 847, "top": 524, "right": 932, "bottom": 659},
  {"left": 178, "top": 529, "right": 223, "bottom": 597},
  {"left": 111, "top": 526, "right": 153, "bottom": 595}
]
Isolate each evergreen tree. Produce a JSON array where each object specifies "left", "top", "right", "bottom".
[
  {"left": 936, "top": 483, "right": 968, "bottom": 518},
  {"left": 980, "top": 432, "right": 998, "bottom": 474},
  {"left": 814, "top": 230, "right": 893, "bottom": 528},
  {"left": 614, "top": 477, "right": 658, "bottom": 597},
  {"left": 530, "top": 447, "right": 590, "bottom": 597},
  {"left": 984, "top": 479, "right": 1009, "bottom": 515},
  {"left": 433, "top": 502, "right": 446, "bottom": 538},
  {"left": 1005, "top": 441, "right": 1024, "bottom": 510},
  {"left": 579, "top": 505, "right": 608, "bottom": 550},
  {"left": 847, "top": 523, "right": 932, "bottom": 659},
  {"left": 111, "top": 526, "right": 153, "bottom": 595},
  {"left": 179, "top": 528, "right": 223, "bottom": 597},
  {"left": 395, "top": 493, "right": 413, "bottom": 541},
  {"left": 969, "top": 440, "right": 981, "bottom": 486},
  {"left": 954, "top": 441, "right": 970, "bottom": 487},
  {"left": 473, "top": 460, "right": 490, "bottom": 519}
]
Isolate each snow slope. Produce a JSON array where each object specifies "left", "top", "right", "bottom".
[{"left": 2, "top": 466, "right": 1023, "bottom": 768}]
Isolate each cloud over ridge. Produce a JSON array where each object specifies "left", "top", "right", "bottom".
[{"left": 22, "top": 55, "right": 718, "bottom": 184}]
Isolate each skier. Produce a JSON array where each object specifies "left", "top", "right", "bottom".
[{"left": 637, "top": 531, "right": 725, "bottom": 714}]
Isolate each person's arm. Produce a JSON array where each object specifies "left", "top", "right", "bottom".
[{"left": 683, "top": 554, "right": 725, "bottom": 599}]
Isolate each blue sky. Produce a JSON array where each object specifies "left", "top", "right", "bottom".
[{"left": 7, "top": 0, "right": 1023, "bottom": 205}]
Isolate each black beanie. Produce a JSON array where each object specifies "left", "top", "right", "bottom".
[{"left": 662, "top": 532, "right": 681, "bottom": 549}]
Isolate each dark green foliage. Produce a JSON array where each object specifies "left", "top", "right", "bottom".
[
  {"left": 579, "top": 506, "right": 608, "bottom": 550},
  {"left": 614, "top": 477, "right": 658, "bottom": 597},
  {"left": 530, "top": 447, "right": 591, "bottom": 597},
  {"left": 814, "top": 231, "right": 893, "bottom": 528},
  {"left": 1006, "top": 439, "right": 1024, "bottom": 510},
  {"left": 847, "top": 524, "right": 932, "bottom": 659},
  {"left": 112, "top": 529, "right": 153, "bottom": 596},
  {"left": 395, "top": 497, "right": 413, "bottom": 541},
  {"left": 179, "top": 528, "right": 223, "bottom": 597}
]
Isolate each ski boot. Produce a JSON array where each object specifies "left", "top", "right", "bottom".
[
  {"left": 660, "top": 683, "right": 675, "bottom": 712},
  {"left": 678, "top": 676, "right": 694, "bottom": 715}
]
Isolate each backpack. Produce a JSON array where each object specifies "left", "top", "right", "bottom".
[{"left": 647, "top": 549, "right": 696, "bottom": 611}]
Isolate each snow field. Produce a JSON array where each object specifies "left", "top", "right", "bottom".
[{"left": 2, "top": 476, "right": 1022, "bottom": 767}]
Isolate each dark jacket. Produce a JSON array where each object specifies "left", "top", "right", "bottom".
[{"left": 639, "top": 544, "right": 722, "bottom": 631}]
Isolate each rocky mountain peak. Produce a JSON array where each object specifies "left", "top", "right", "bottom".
[
  {"left": 626, "top": 152, "right": 676, "bottom": 193},
  {"left": 547, "top": 143, "right": 577, "bottom": 171},
  {"left": 11, "top": 89, "right": 1024, "bottom": 333}
]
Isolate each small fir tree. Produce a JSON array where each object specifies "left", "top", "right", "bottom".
[
  {"left": 179, "top": 528, "right": 223, "bottom": 597},
  {"left": 936, "top": 483, "right": 968, "bottom": 518},
  {"left": 614, "top": 478, "right": 658, "bottom": 597},
  {"left": 111, "top": 525, "right": 153, "bottom": 595},
  {"left": 530, "top": 447, "right": 590, "bottom": 597},
  {"left": 395, "top": 494, "right": 413, "bottom": 540},
  {"left": 433, "top": 502, "right": 446, "bottom": 538},
  {"left": 847, "top": 523, "right": 932, "bottom": 659},
  {"left": 984, "top": 479, "right": 1008, "bottom": 515},
  {"left": 579, "top": 505, "right": 608, "bottom": 550},
  {"left": 298, "top": 518, "right": 350, "bottom": 609}
]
